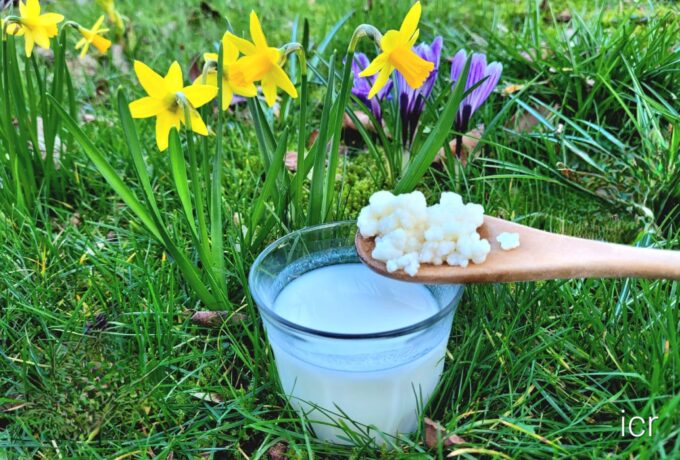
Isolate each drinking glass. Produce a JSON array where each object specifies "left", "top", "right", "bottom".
[{"left": 249, "top": 221, "right": 464, "bottom": 444}]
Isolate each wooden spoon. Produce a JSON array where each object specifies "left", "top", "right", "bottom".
[{"left": 355, "top": 216, "right": 680, "bottom": 284}]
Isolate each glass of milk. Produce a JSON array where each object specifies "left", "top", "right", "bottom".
[{"left": 249, "top": 221, "right": 463, "bottom": 445}]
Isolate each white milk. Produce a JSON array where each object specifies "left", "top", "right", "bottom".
[{"left": 270, "top": 263, "right": 448, "bottom": 443}]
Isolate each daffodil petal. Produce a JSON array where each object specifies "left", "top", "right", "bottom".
[
  {"left": 92, "top": 15, "right": 106, "bottom": 32},
  {"left": 379, "top": 30, "right": 402, "bottom": 53},
  {"left": 37, "top": 13, "right": 64, "bottom": 26},
  {"left": 399, "top": 1, "right": 421, "bottom": 38},
  {"left": 232, "top": 81, "right": 258, "bottom": 98},
  {"left": 261, "top": 79, "right": 277, "bottom": 107},
  {"left": 221, "top": 35, "right": 240, "bottom": 64},
  {"left": 75, "top": 37, "right": 87, "bottom": 50},
  {"left": 129, "top": 97, "right": 165, "bottom": 118},
  {"left": 367, "top": 64, "right": 393, "bottom": 99},
  {"left": 181, "top": 109, "right": 208, "bottom": 136},
  {"left": 224, "top": 32, "right": 256, "bottom": 56},
  {"left": 203, "top": 52, "right": 218, "bottom": 62},
  {"left": 134, "top": 60, "right": 167, "bottom": 99},
  {"left": 156, "top": 111, "right": 180, "bottom": 152},
  {"left": 164, "top": 61, "right": 184, "bottom": 93},
  {"left": 92, "top": 35, "right": 111, "bottom": 53},
  {"left": 183, "top": 84, "right": 218, "bottom": 108},
  {"left": 358, "top": 53, "right": 388, "bottom": 77},
  {"left": 32, "top": 27, "right": 50, "bottom": 49},
  {"left": 23, "top": 31, "right": 34, "bottom": 57},
  {"left": 220, "top": 85, "right": 234, "bottom": 111},
  {"left": 270, "top": 65, "right": 297, "bottom": 98},
  {"left": 22, "top": 0, "right": 41, "bottom": 18},
  {"left": 249, "top": 11, "right": 268, "bottom": 49},
  {"left": 193, "top": 70, "right": 218, "bottom": 87}
]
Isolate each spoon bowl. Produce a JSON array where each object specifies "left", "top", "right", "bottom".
[{"left": 355, "top": 216, "right": 680, "bottom": 283}]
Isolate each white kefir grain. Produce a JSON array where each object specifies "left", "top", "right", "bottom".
[
  {"left": 358, "top": 191, "right": 491, "bottom": 276},
  {"left": 496, "top": 232, "right": 521, "bottom": 250}
]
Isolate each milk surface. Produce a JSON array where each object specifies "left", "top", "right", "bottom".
[{"left": 270, "top": 263, "right": 448, "bottom": 443}]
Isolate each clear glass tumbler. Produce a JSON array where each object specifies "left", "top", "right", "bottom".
[{"left": 248, "top": 221, "right": 464, "bottom": 444}]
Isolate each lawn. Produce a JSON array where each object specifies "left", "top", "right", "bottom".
[{"left": 1, "top": 0, "right": 679, "bottom": 458}]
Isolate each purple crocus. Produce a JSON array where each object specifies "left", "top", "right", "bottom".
[
  {"left": 351, "top": 52, "right": 392, "bottom": 121},
  {"left": 450, "top": 50, "right": 502, "bottom": 157},
  {"left": 396, "top": 36, "right": 443, "bottom": 147}
]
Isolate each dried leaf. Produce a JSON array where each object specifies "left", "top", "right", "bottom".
[
  {"left": 342, "top": 110, "right": 374, "bottom": 133},
  {"left": 284, "top": 151, "right": 298, "bottom": 172},
  {"left": 190, "top": 392, "right": 224, "bottom": 404},
  {"left": 268, "top": 442, "right": 288, "bottom": 460},
  {"left": 188, "top": 54, "right": 202, "bottom": 83},
  {"left": 508, "top": 104, "right": 556, "bottom": 133},
  {"left": 307, "top": 129, "right": 319, "bottom": 148},
  {"left": 70, "top": 212, "right": 82, "bottom": 227},
  {"left": 34, "top": 117, "right": 61, "bottom": 169},
  {"left": 502, "top": 83, "right": 525, "bottom": 96},
  {"left": 190, "top": 310, "right": 247, "bottom": 327},
  {"left": 84, "top": 313, "right": 109, "bottom": 333},
  {"left": 200, "top": 1, "right": 221, "bottom": 19},
  {"left": 434, "top": 126, "right": 484, "bottom": 166},
  {"left": 424, "top": 418, "right": 467, "bottom": 449},
  {"left": 0, "top": 395, "right": 27, "bottom": 412},
  {"left": 110, "top": 44, "right": 130, "bottom": 74},
  {"left": 556, "top": 9, "right": 572, "bottom": 22}
]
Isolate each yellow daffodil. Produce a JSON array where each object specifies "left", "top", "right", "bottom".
[
  {"left": 195, "top": 34, "right": 257, "bottom": 111},
  {"left": 96, "top": 0, "right": 124, "bottom": 32},
  {"left": 225, "top": 11, "right": 297, "bottom": 107},
  {"left": 2, "top": 18, "right": 24, "bottom": 37},
  {"left": 75, "top": 16, "right": 112, "bottom": 58},
  {"left": 129, "top": 60, "right": 218, "bottom": 151},
  {"left": 14, "top": 0, "right": 64, "bottom": 57},
  {"left": 359, "top": 1, "right": 434, "bottom": 99}
]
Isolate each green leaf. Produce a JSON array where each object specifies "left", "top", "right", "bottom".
[{"left": 394, "top": 56, "right": 472, "bottom": 193}]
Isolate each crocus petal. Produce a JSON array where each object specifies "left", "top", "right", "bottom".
[
  {"left": 449, "top": 49, "right": 467, "bottom": 84},
  {"left": 261, "top": 78, "right": 278, "bottom": 107},
  {"left": 470, "top": 62, "right": 502, "bottom": 112},
  {"left": 249, "top": 11, "right": 268, "bottom": 49},
  {"left": 367, "top": 64, "right": 393, "bottom": 99},
  {"left": 224, "top": 32, "right": 256, "bottom": 56},
  {"left": 358, "top": 53, "right": 388, "bottom": 77},
  {"left": 129, "top": 97, "right": 165, "bottom": 118},
  {"left": 164, "top": 61, "right": 184, "bottom": 93},
  {"left": 270, "top": 65, "right": 297, "bottom": 98},
  {"left": 134, "top": 61, "right": 167, "bottom": 99},
  {"left": 156, "top": 111, "right": 180, "bottom": 152},
  {"left": 399, "top": 1, "right": 421, "bottom": 39},
  {"left": 183, "top": 84, "right": 218, "bottom": 108}
]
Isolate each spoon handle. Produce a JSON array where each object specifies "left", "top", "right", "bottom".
[{"left": 577, "top": 240, "right": 680, "bottom": 280}]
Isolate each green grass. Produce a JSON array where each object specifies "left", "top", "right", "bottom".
[{"left": 1, "top": 0, "right": 679, "bottom": 458}]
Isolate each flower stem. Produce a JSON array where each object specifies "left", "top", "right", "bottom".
[{"left": 348, "top": 24, "right": 382, "bottom": 52}]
